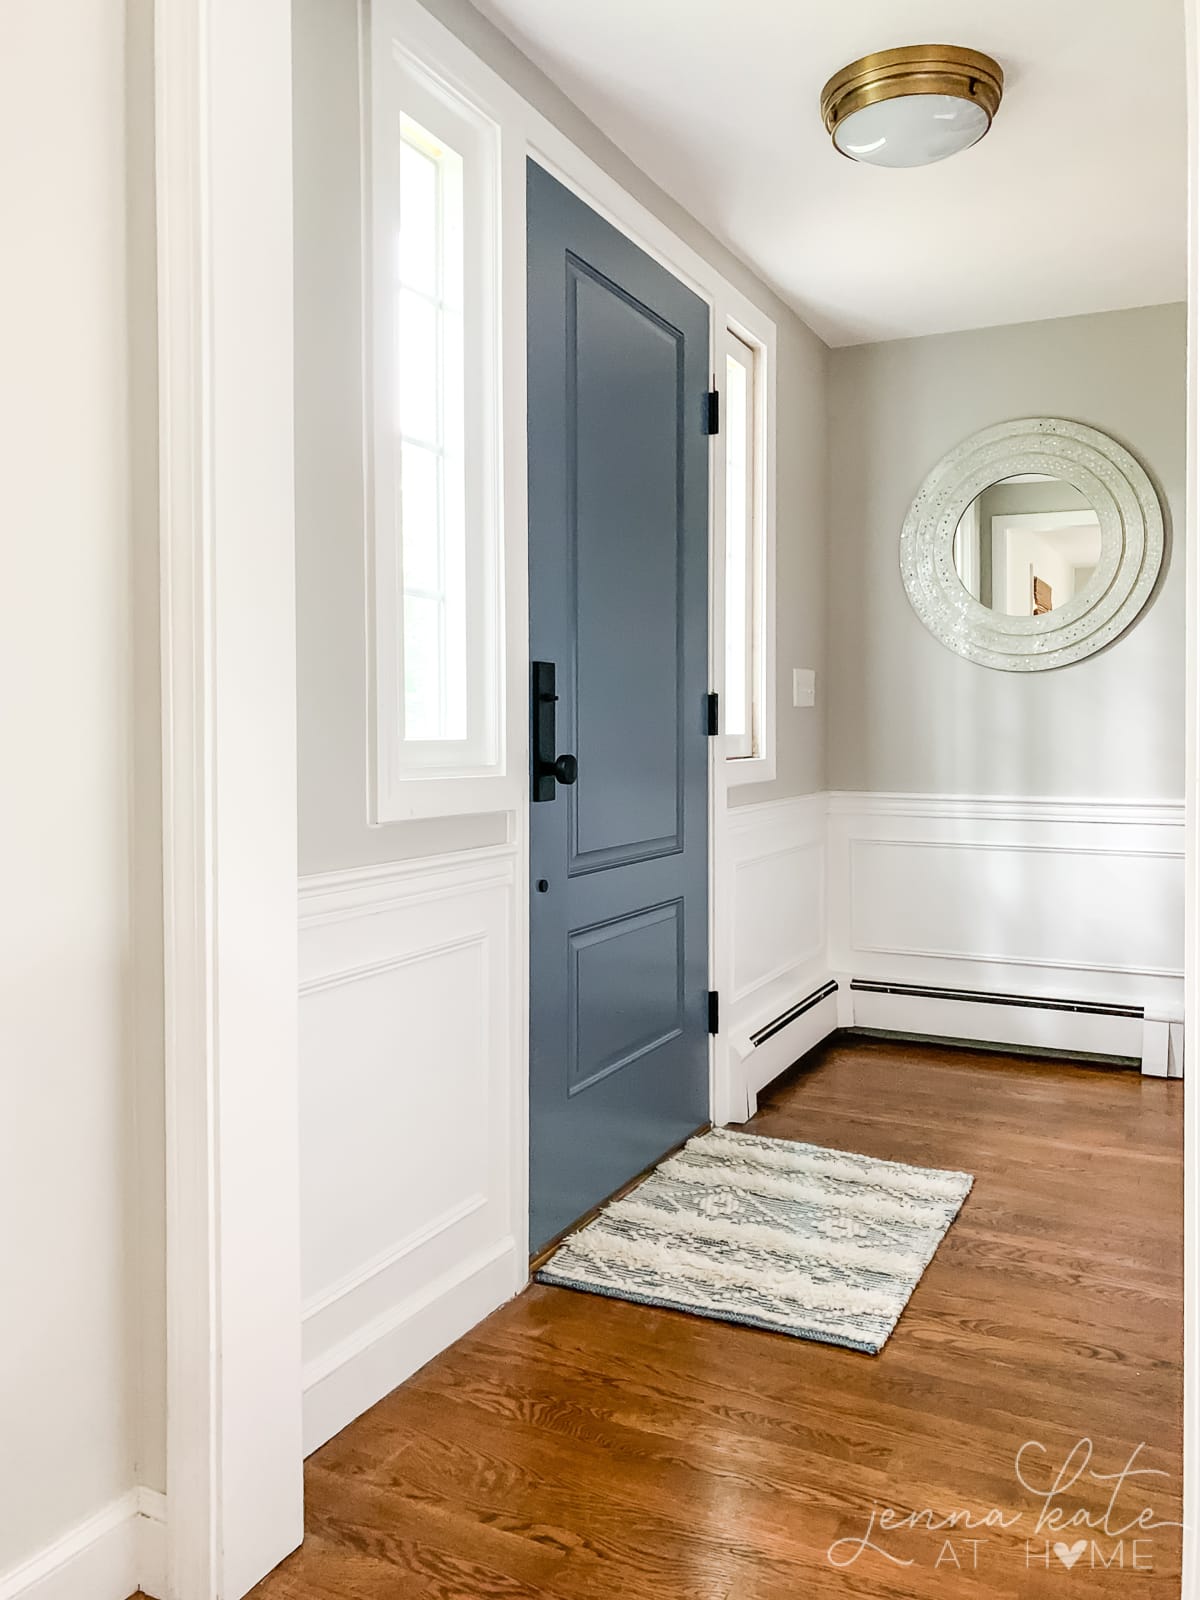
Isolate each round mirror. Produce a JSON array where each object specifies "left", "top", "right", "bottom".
[
  {"left": 952, "top": 475, "right": 1103, "bottom": 618},
  {"left": 901, "top": 418, "right": 1164, "bottom": 672}
]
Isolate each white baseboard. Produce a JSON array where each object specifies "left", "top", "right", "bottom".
[
  {"left": 0, "top": 1488, "right": 166, "bottom": 1600},
  {"left": 843, "top": 981, "right": 1146, "bottom": 1062},
  {"left": 302, "top": 1237, "right": 518, "bottom": 1455},
  {"left": 135, "top": 1490, "right": 166, "bottom": 1600},
  {"left": 733, "top": 981, "right": 840, "bottom": 1117}
]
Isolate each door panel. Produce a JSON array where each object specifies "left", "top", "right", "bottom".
[
  {"left": 571, "top": 260, "right": 683, "bottom": 867},
  {"left": 528, "top": 162, "right": 710, "bottom": 1252}
]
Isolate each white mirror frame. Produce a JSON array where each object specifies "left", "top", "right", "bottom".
[{"left": 900, "top": 417, "right": 1165, "bottom": 671}]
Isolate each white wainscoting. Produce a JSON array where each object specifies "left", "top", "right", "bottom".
[
  {"left": 828, "top": 792, "right": 1185, "bottom": 1063},
  {"left": 718, "top": 794, "right": 834, "bottom": 1119},
  {"left": 298, "top": 845, "right": 522, "bottom": 1454},
  {"left": 293, "top": 792, "right": 1185, "bottom": 1452}
]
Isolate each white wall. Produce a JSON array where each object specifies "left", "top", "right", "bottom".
[
  {"left": 827, "top": 303, "right": 1186, "bottom": 798},
  {"left": 0, "top": 0, "right": 156, "bottom": 1585}
]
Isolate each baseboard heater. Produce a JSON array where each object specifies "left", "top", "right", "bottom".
[
  {"left": 750, "top": 980, "right": 839, "bottom": 1047},
  {"left": 849, "top": 978, "right": 1144, "bottom": 1021}
]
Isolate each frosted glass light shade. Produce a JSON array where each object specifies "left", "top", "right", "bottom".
[
  {"left": 820, "top": 46, "right": 1003, "bottom": 170},
  {"left": 833, "top": 93, "right": 990, "bottom": 168}
]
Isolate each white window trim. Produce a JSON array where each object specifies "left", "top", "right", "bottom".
[
  {"left": 364, "top": 23, "right": 510, "bottom": 821},
  {"left": 718, "top": 317, "right": 776, "bottom": 783},
  {"left": 717, "top": 312, "right": 777, "bottom": 788}
]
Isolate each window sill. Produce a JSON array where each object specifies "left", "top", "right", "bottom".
[{"left": 724, "top": 751, "right": 776, "bottom": 789}]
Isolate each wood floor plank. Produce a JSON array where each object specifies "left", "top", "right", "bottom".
[{"left": 249, "top": 1037, "right": 1183, "bottom": 1598}]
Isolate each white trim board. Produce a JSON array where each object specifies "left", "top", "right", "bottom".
[
  {"left": 842, "top": 984, "right": 1147, "bottom": 1064},
  {"left": 302, "top": 1238, "right": 517, "bottom": 1456},
  {"left": 155, "top": 0, "right": 303, "bottom": 1593},
  {"left": 826, "top": 790, "right": 1184, "bottom": 828},
  {"left": 1183, "top": 6, "right": 1200, "bottom": 1594},
  {"left": 0, "top": 1490, "right": 166, "bottom": 1600}
]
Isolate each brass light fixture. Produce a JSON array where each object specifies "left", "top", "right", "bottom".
[{"left": 820, "top": 45, "right": 1003, "bottom": 168}]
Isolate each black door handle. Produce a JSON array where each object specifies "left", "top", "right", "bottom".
[{"left": 532, "top": 662, "right": 578, "bottom": 801}]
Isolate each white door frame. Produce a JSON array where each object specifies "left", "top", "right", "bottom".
[
  {"left": 156, "top": 0, "right": 304, "bottom": 1594},
  {"left": 160, "top": 1, "right": 1197, "bottom": 1596},
  {"left": 1183, "top": 4, "right": 1199, "bottom": 1594}
]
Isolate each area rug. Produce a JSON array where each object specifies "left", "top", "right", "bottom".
[{"left": 536, "top": 1126, "right": 973, "bottom": 1353}]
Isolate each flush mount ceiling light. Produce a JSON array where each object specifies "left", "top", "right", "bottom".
[{"left": 820, "top": 45, "right": 1003, "bottom": 169}]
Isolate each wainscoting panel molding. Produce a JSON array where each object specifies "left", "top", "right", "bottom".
[
  {"left": 718, "top": 795, "right": 833, "bottom": 1119},
  {"left": 725, "top": 795, "right": 828, "bottom": 1015},
  {"left": 298, "top": 845, "right": 521, "bottom": 1453},
  {"left": 828, "top": 792, "right": 1185, "bottom": 1065}
]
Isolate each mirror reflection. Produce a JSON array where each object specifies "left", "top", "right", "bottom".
[{"left": 952, "top": 475, "right": 1101, "bottom": 616}]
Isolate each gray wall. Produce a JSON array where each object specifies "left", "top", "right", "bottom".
[
  {"left": 292, "top": 0, "right": 828, "bottom": 875},
  {"left": 827, "top": 303, "right": 1186, "bottom": 798}
]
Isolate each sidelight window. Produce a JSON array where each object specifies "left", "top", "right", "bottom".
[
  {"left": 723, "top": 327, "right": 769, "bottom": 769},
  {"left": 396, "top": 119, "right": 467, "bottom": 743},
  {"left": 368, "top": 47, "right": 504, "bottom": 819}
]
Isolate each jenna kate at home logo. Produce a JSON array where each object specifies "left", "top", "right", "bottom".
[{"left": 827, "top": 1439, "right": 1181, "bottom": 1574}]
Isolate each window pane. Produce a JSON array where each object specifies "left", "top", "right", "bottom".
[
  {"left": 399, "top": 442, "right": 441, "bottom": 595},
  {"left": 397, "top": 287, "right": 439, "bottom": 444},
  {"left": 403, "top": 592, "right": 443, "bottom": 741},
  {"left": 724, "top": 350, "right": 750, "bottom": 742},
  {"left": 394, "top": 116, "right": 468, "bottom": 747},
  {"left": 398, "top": 138, "right": 438, "bottom": 297}
]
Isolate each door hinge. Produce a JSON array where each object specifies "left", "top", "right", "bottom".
[
  {"left": 707, "top": 991, "right": 720, "bottom": 1035},
  {"left": 703, "top": 388, "right": 720, "bottom": 435},
  {"left": 706, "top": 691, "right": 719, "bottom": 736}
]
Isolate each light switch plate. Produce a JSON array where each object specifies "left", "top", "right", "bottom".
[{"left": 793, "top": 668, "right": 815, "bottom": 708}]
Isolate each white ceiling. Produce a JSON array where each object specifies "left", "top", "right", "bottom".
[{"left": 474, "top": 0, "right": 1187, "bottom": 345}]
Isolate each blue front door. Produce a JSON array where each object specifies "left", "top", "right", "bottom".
[{"left": 527, "top": 162, "right": 711, "bottom": 1252}]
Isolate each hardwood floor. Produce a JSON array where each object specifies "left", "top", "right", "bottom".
[{"left": 249, "top": 1037, "right": 1183, "bottom": 1598}]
